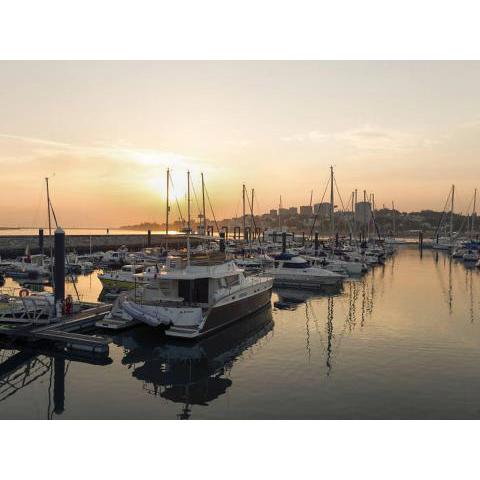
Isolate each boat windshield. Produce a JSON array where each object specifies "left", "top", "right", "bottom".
[{"left": 283, "top": 261, "right": 309, "bottom": 269}]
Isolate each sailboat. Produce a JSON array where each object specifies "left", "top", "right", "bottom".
[
  {"left": 433, "top": 185, "right": 457, "bottom": 250},
  {"left": 384, "top": 201, "right": 405, "bottom": 245},
  {"left": 109, "top": 171, "right": 274, "bottom": 339}
]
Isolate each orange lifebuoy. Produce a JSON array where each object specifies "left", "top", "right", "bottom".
[{"left": 19, "top": 289, "right": 29, "bottom": 297}]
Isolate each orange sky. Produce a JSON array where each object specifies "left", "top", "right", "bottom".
[{"left": 1, "top": 61, "right": 480, "bottom": 227}]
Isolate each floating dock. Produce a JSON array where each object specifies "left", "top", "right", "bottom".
[{"left": 0, "top": 304, "right": 112, "bottom": 354}]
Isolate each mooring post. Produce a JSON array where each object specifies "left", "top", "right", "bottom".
[
  {"left": 220, "top": 230, "right": 226, "bottom": 253},
  {"left": 335, "top": 232, "right": 339, "bottom": 247},
  {"left": 282, "top": 232, "right": 287, "bottom": 254},
  {"left": 262, "top": 230, "right": 265, "bottom": 242},
  {"left": 39, "top": 228, "right": 44, "bottom": 255},
  {"left": 54, "top": 226, "right": 65, "bottom": 317},
  {"left": 302, "top": 232, "right": 305, "bottom": 245},
  {"left": 315, "top": 232, "right": 319, "bottom": 256},
  {"left": 147, "top": 229, "right": 152, "bottom": 248},
  {"left": 419, "top": 231, "right": 423, "bottom": 250}
]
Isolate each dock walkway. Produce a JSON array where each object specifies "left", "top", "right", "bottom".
[{"left": 0, "top": 304, "right": 113, "bottom": 354}]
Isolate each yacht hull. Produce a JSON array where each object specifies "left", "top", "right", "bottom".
[
  {"left": 167, "top": 285, "right": 273, "bottom": 339},
  {"left": 199, "top": 287, "right": 272, "bottom": 337}
]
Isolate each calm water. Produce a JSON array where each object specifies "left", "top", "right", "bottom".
[{"left": 1, "top": 246, "right": 480, "bottom": 419}]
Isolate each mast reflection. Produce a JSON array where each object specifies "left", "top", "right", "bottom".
[
  {"left": 115, "top": 305, "right": 274, "bottom": 419},
  {"left": 0, "top": 344, "right": 111, "bottom": 419}
]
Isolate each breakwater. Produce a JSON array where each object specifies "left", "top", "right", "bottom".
[{"left": 0, "top": 233, "right": 203, "bottom": 258}]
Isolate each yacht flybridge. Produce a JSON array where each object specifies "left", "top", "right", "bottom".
[{"left": 115, "top": 255, "right": 273, "bottom": 339}]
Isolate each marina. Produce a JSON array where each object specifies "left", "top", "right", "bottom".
[
  {"left": 3, "top": 43, "right": 480, "bottom": 480},
  {"left": 1, "top": 244, "right": 480, "bottom": 419}
]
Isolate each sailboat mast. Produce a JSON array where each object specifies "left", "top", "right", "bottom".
[
  {"left": 354, "top": 189, "right": 358, "bottom": 241},
  {"left": 351, "top": 191, "right": 355, "bottom": 242},
  {"left": 187, "top": 170, "right": 191, "bottom": 265},
  {"left": 450, "top": 184, "right": 455, "bottom": 240},
  {"left": 201, "top": 172, "right": 206, "bottom": 235},
  {"left": 45, "top": 177, "right": 53, "bottom": 276},
  {"left": 187, "top": 170, "right": 191, "bottom": 232},
  {"left": 279, "top": 195, "right": 282, "bottom": 230},
  {"left": 166, "top": 168, "right": 170, "bottom": 252},
  {"left": 330, "top": 166, "right": 334, "bottom": 240},
  {"left": 242, "top": 184, "right": 246, "bottom": 239},
  {"left": 392, "top": 201, "right": 396, "bottom": 238},
  {"left": 251, "top": 188, "right": 255, "bottom": 239},
  {"left": 473, "top": 188, "right": 477, "bottom": 237}
]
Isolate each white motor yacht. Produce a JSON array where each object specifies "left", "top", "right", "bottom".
[
  {"left": 264, "top": 254, "right": 344, "bottom": 289},
  {"left": 3, "top": 254, "right": 50, "bottom": 278},
  {"left": 306, "top": 255, "right": 364, "bottom": 275},
  {"left": 115, "top": 256, "right": 273, "bottom": 339},
  {"left": 98, "top": 264, "right": 144, "bottom": 291}
]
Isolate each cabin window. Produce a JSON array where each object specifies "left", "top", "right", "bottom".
[{"left": 178, "top": 278, "right": 209, "bottom": 303}]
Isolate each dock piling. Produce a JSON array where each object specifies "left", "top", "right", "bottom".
[
  {"left": 219, "top": 231, "right": 225, "bottom": 252},
  {"left": 54, "top": 227, "right": 65, "bottom": 316},
  {"left": 39, "top": 228, "right": 44, "bottom": 255}
]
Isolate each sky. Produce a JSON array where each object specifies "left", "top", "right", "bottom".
[{"left": 1, "top": 61, "right": 480, "bottom": 227}]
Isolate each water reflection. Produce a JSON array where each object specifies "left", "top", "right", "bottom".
[
  {"left": 1, "top": 247, "right": 480, "bottom": 419},
  {"left": 0, "top": 344, "right": 111, "bottom": 419},
  {"left": 114, "top": 306, "right": 274, "bottom": 419},
  {"left": 273, "top": 271, "right": 381, "bottom": 377}
]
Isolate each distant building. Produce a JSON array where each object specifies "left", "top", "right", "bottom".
[
  {"left": 314, "top": 202, "right": 331, "bottom": 217},
  {"left": 300, "top": 205, "right": 313, "bottom": 216},
  {"left": 269, "top": 209, "right": 278, "bottom": 217},
  {"left": 355, "top": 201, "right": 372, "bottom": 225},
  {"left": 279, "top": 208, "right": 289, "bottom": 217},
  {"left": 288, "top": 207, "right": 298, "bottom": 215}
]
